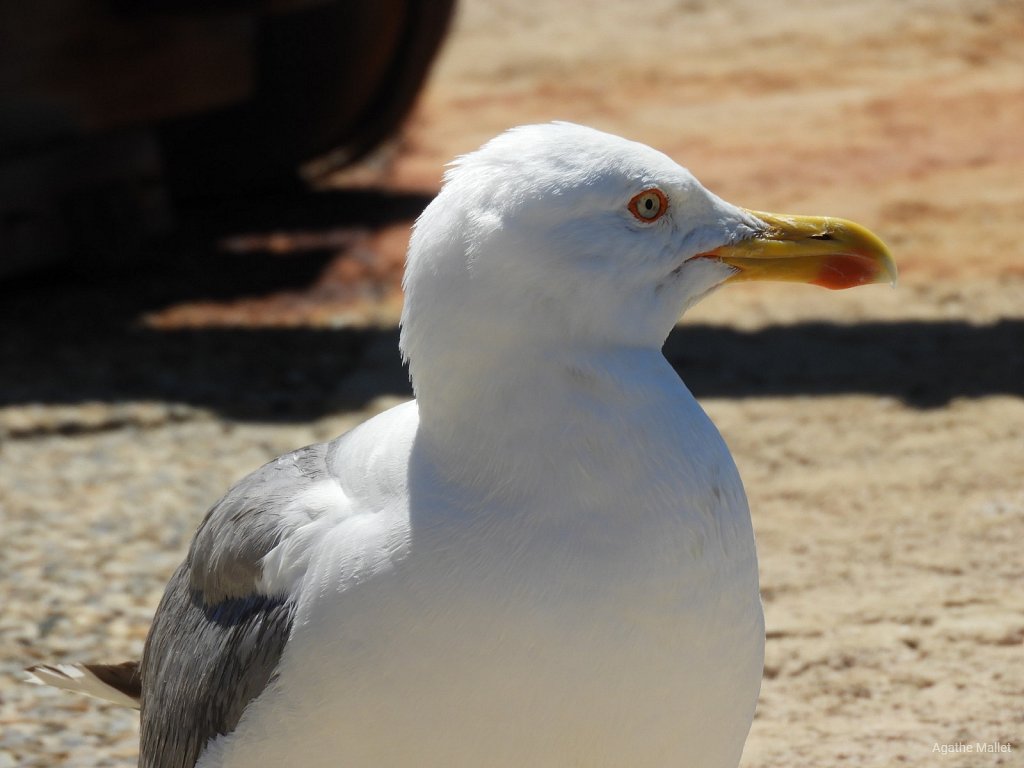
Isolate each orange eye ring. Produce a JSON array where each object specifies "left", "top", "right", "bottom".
[{"left": 628, "top": 188, "right": 668, "bottom": 223}]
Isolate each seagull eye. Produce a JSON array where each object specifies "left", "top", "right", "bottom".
[{"left": 628, "top": 188, "right": 668, "bottom": 223}]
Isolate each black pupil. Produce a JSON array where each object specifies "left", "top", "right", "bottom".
[{"left": 644, "top": 198, "right": 654, "bottom": 210}]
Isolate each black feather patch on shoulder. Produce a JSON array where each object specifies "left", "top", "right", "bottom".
[{"left": 202, "top": 593, "right": 287, "bottom": 627}]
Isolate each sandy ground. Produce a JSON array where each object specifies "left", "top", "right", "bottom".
[{"left": 3, "top": 0, "right": 1024, "bottom": 765}]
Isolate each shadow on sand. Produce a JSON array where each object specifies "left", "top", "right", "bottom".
[{"left": 2, "top": 185, "right": 1020, "bottom": 422}]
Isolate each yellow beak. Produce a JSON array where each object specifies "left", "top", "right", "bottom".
[{"left": 702, "top": 210, "right": 897, "bottom": 290}]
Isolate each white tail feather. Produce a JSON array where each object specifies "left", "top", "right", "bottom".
[{"left": 25, "top": 663, "right": 141, "bottom": 709}]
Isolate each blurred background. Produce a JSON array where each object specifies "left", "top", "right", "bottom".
[{"left": 2, "top": 0, "right": 1022, "bottom": 766}]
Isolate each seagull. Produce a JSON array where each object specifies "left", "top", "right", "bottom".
[{"left": 29, "top": 122, "right": 895, "bottom": 768}]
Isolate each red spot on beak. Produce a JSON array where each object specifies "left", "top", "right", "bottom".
[{"left": 810, "top": 254, "right": 881, "bottom": 290}]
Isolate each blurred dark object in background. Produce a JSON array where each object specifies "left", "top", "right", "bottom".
[{"left": 0, "top": 0, "right": 455, "bottom": 278}]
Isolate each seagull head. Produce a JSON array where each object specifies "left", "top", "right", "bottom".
[{"left": 400, "top": 123, "right": 894, "bottom": 390}]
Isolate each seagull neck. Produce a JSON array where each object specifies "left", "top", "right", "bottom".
[{"left": 412, "top": 342, "right": 689, "bottom": 493}]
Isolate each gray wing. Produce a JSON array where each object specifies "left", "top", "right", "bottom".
[{"left": 139, "top": 442, "right": 333, "bottom": 768}]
